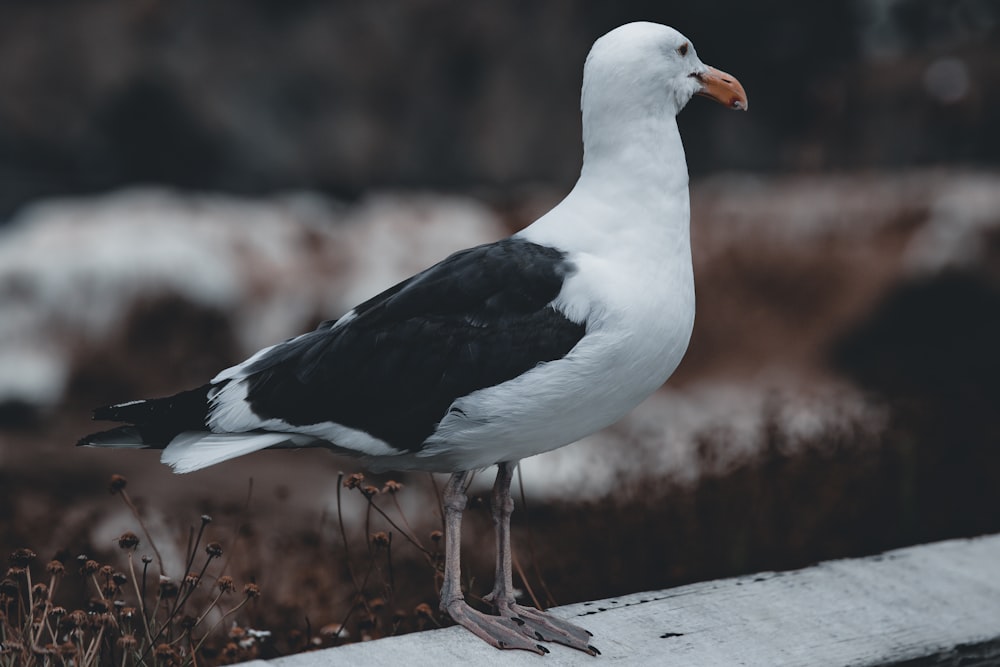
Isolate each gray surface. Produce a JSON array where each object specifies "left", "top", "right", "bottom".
[{"left": 242, "top": 534, "right": 1000, "bottom": 666}]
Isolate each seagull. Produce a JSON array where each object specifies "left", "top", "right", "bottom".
[{"left": 80, "top": 22, "right": 746, "bottom": 655}]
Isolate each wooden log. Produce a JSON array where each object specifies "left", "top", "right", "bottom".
[{"left": 245, "top": 534, "right": 1000, "bottom": 666}]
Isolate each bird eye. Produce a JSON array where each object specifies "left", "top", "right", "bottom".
[{"left": 677, "top": 42, "right": 689, "bottom": 56}]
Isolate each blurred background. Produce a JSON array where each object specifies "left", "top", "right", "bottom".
[{"left": 2, "top": 0, "right": 999, "bottom": 661}]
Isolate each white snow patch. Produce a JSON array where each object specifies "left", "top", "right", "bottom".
[
  {"left": 0, "top": 188, "right": 505, "bottom": 407},
  {"left": 902, "top": 174, "right": 1000, "bottom": 274},
  {"left": 516, "top": 377, "right": 887, "bottom": 501}
]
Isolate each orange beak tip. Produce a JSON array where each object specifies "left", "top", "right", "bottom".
[{"left": 696, "top": 65, "right": 749, "bottom": 112}]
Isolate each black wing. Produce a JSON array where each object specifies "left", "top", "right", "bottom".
[{"left": 240, "top": 237, "right": 586, "bottom": 451}]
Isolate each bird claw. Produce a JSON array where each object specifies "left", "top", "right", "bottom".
[
  {"left": 500, "top": 602, "right": 600, "bottom": 656},
  {"left": 445, "top": 600, "right": 550, "bottom": 655}
]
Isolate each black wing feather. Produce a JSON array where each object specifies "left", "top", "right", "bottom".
[{"left": 243, "top": 238, "right": 586, "bottom": 451}]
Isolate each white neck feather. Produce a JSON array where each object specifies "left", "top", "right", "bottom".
[{"left": 521, "top": 109, "right": 691, "bottom": 261}]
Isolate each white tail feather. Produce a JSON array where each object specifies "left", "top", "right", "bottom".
[{"left": 161, "top": 432, "right": 307, "bottom": 473}]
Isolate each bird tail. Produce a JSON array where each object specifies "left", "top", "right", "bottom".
[
  {"left": 78, "top": 384, "right": 213, "bottom": 449},
  {"left": 78, "top": 383, "right": 324, "bottom": 473}
]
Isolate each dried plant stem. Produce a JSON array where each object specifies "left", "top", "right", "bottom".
[
  {"left": 140, "top": 558, "right": 150, "bottom": 613},
  {"left": 90, "top": 574, "right": 107, "bottom": 601},
  {"left": 364, "top": 501, "right": 373, "bottom": 557},
  {"left": 389, "top": 494, "right": 423, "bottom": 549},
  {"left": 191, "top": 596, "right": 252, "bottom": 657},
  {"left": 166, "top": 553, "right": 216, "bottom": 623},
  {"left": 385, "top": 532, "right": 395, "bottom": 599},
  {"left": 82, "top": 623, "right": 106, "bottom": 667},
  {"left": 183, "top": 517, "right": 210, "bottom": 579},
  {"left": 428, "top": 473, "right": 446, "bottom": 533},
  {"left": 117, "top": 489, "right": 166, "bottom": 576},
  {"left": 511, "top": 550, "right": 541, "bottom": 610},
  {"left": 336, "top": 472, "right": 362, "bottom": 592},
  {"left": 220, "top": 477, "right": 254, "bottom": 577},
  {"left": 127, "top": 554, "right": 155, "bottom": 645},
  {"left": 23, "top": 568, "right": 34, "bottom": 617},
  {"left": 363, "top": 497, "right": 433, "bottom": 561},
  {"left": 188, "top": 632, "right": 200, "bottom": 667},
  {"left": 193, "top": 590, "right": 225, "bottom": 628},
  {"left": 516, "top": 464, "right": 556, "bottom": 607},
  {"left": 332, "top": 546, "right": 379, "bottom": 641}
]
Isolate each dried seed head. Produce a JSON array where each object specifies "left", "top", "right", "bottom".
[
  {"left": 217, "top": 575, "right": 235, "bottom": 593},
  {"left": 141, "top": 555, "right": 152, "bottom": 565},
  {"left": 32, "top": 582, "right": 48, "bottom": 598},
  {"left": 117, "top": 634, "right": 138, "bottom": 649},
  {"left": 222, "top": 642, "right": 239, "bottom": 659},
  {"left": 81, "top": 560, "right": 100, "bottom": 576},
  {"left": 9, "top": 548, "right": 36, "bottom": 568},
  {"left": 57, "top": 642, "right": 76, "bottom": 657},
  {"left": 112, "top": 572, "right": 128, "bottom": 586},
  {"left": 200, "top": 514, "right": 213, "bottom": 525},
  {"left": 89, "top": 598, "right": 109, "bottom": 614},
  {"left": 183, "top": 572, "right": 200, "bottom": 588},
  {"left": 205, "top": 542, "right": 223, "bottom": 558},
  {"left": 0, "top": 578, "right": 18, "bottom": 598},
  {"left": 117, "top": 532, "right": 140, "bottom": 550},
  {"left": 371, "top": 532, "right": 390, "bottom": 549},
  {"left": 430, "top": 530, "right": 443, "bottom": 544},
  {"left": 99, "top": 565, "right": 114, "bottom": 578},
  {"left": 343, "top": 472, "right": 365, "bottom": 489},
  {"left": 361, "top": 485, "right": 379, "bottom": 498},
  {"left": 93, "top": 612, "right": 116, "bottom": 630},
  {"left": 68, "top": 610, "right": 88, "bottom": 627},
  {"left": 179, "top": 614, "right": 197, "bottom": 630},
  {"left": 154, "top": 643, "right": 179, "bottom": 665},
  {"left": 382, "top": 480, "right": 404, "bottom": 494},
  {"left": 414, "top": 603, "right": 433, "bottom": 618},
  {"left": 158, "top": 580, "right": 179, "bottom": 599},
  {"left": 46, "top": 560, "right": 65, "bottom": 576},
  {"left": 243, "top": 582, "right": 261, "bottom": 599},
  {"left": 121, "top": 606, "right": 136, "bottom": 619},
  {"left": 48, "top": 606, "right": 66, "bottom": 619},
  {"left": 391, "top": 608, "right": 408, "bottom": 623},
  {"left": 369, "top": 597, "right": 386, "bottom": 611},
  {"left": 108, "top": 474, "right": 127, "bottom": 495}
]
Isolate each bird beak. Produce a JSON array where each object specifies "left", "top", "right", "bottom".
[{"left": 694, "top": 66, "right": 748, "bottom": 111}]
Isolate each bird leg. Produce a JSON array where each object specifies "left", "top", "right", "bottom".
[
  {"left": 482, "top": 461, "right": 600, "bottom": 656},
  {"left": 439, "top": 470, "right": 549, "bottom": 654}
]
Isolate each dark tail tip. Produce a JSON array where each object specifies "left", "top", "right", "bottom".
[{"left": 77, "top": 426, "right": 148, "bottom": 449}]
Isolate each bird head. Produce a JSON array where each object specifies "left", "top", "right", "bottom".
[{"left": 582, "top": 22, "right": 748, "bottom": 122}]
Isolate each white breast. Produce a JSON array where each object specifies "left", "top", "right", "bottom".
[{"left": 406, "top": 246, "right": 695, "bottom": 472}]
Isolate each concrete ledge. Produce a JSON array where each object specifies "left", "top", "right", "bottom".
[{"left": 245, "top": 534, "right": 1000, "bottom": 666}]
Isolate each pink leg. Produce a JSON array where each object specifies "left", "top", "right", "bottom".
[
  {"left": 439, "top": 470, "right": 549, "bottom": 654},
  {"left": 483, "top": 461, "right": 599, "bottom": 656}
]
